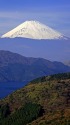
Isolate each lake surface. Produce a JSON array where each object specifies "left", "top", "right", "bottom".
[{"left": 0, "top": 82, "right": 28, "bottom": 99}]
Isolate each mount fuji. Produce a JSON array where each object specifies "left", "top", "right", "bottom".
[{"left": 1, "top": 20, "right": 66, "bottom": 40}]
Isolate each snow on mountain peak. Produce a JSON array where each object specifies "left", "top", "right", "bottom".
[{"left": 1, "top": 20, "right": 64, "bottom": 39}]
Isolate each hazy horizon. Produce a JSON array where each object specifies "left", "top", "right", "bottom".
[{"left": 0, "top": 38, "right": 70, "bottom": 62}]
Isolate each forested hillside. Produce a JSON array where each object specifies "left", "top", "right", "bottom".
[{"left": 0, "top": 73, "right": 70, "bottom": 125}]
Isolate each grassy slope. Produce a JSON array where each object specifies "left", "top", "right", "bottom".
[{"left": 0, "top": 73, "right": 70, "bottom": 125}]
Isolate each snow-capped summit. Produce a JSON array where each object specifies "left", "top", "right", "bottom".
[{"left": 1, "top": 20, "right": 65, "bottom": 39}]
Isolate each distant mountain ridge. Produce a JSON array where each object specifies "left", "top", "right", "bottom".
[
  {"left": 1, "top": 20, "right": 67, "bottom": 40},
  {"left": 0, "top": 50, "right": 70, "bottom": 82}
]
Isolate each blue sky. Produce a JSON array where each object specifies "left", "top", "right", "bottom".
[{"left": 0, "top": 0, "right": 70, "bottom": 37}]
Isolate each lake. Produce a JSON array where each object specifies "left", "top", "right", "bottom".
[{"left": 0, "top": 81, "right": 28, "bottom": 99}]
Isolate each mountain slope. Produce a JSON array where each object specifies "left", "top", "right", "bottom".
[
  {"left": 0, "top": 73, "right": 70, "bottom": 125},
  {"left": 0, "top": 50, "right": 70, "bottom": 82},
  {"left": 1, "top": 20, "right": 64, "bottom": 39}
]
